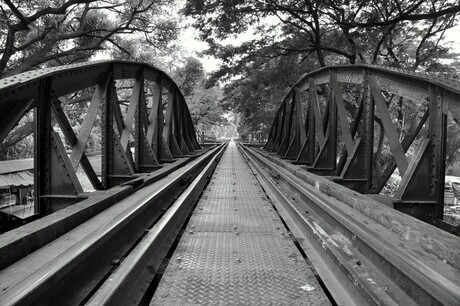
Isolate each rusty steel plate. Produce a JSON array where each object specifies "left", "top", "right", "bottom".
[{"left": 151, "top": 142, "right": 330, "bottom": 305}]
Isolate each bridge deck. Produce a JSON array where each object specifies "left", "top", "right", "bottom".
[{"left": 151, "top": 142, "right": 330, "bottom": 305}]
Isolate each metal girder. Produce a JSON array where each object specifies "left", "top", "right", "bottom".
[
  {"left": 311, "top": 91, "right": 337, "bottom": 175},
  {"left": 52, "top": 100, "right": 102, "bottom": 190},
  {"left": 285, "top": 90, "right": 307, "bottom": 160},
  {"left": 35, "top": 79, "right": 84, "bottom": 214},
  {"left": 0, "top": 60, "right": 200, "bottom": 218},
  {"left": 265, "top": 64, "right": 457, "bottom": 228},
  {"left": 135, "top": 77, "right": 160, "bottom": 172},
  {"left": 163, "top": 90, "right": 183, "bottom": 158}
]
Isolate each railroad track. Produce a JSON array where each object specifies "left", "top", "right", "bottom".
[
  {"left": 0, "top": 141, "right": 459, "bottom": 305},
  {"left": 237, "top": 143, "right": 460, "bottom": 306},
  {"left": 0, "top": 143, "right": 226, "bottom": 306}
]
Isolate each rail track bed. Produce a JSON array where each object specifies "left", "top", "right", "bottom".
[
  {"left": 0, "top": 140, "right": 459, "bottom": 305},
  {"left": 150, "top": 141, "right": 330, "bottom": 305}
]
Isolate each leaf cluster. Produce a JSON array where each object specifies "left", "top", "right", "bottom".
[{"left": 0, "top": 0, "right": 179, "bottom": 77}]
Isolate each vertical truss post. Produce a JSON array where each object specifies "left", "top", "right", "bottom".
[
  {"left": 392, "top": 86, "right": 447, "bottom": 223},
  {"left": 146, "top": 76, "right": 174, "bottom": 163},
  {"left": 336, "top": 73, "right": 374, "bottom": 193},
  {"left": 176, "top": 97, "right": 192, "bottom": 154},
  {"left": 163, "top": 89, "right": 182, "bottom": 157},
  {"left": 185, "top": 105, "right": 201, "bottom": 150},
  {"left": 278, "top": 95, "right": 295, "bottom": 156},
  {"left": 35, "top": 78, "right": 52, "bottom": 215},
  {"left": 429, "top": 86, "right": 447, "bottom": 222},
  {"left": 35, "top": 78, "right": 83, "bottom": 214},
  {"left": 101, "top": 73, "right": 135, "bottom": 188},
  {"left": 266, "top": 109, "right": 280, "bottom": 151},
  {"left": 135, "top": 70, "right": 160, "bottom": 172},
  {"left": 272, "top": 105, "right": 286, "bottom": 152},
  {"left": 285, "top": 89, "right": 306, "bottom": 160},
  {"left": 101, "top": 75, "right": 115, "bottom": 189},
  {"left": 295, "top": 97, "right": 315, "bottom": 165},
  {"left": 181, "top": 101, "right": 197, "bottom": 152},
  {"left": 311, "top": 84, "right": 337, "bottom": 176}
]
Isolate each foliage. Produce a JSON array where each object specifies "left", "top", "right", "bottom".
[
  {"left": 0, "top": 0, "right": 179, "bottom": 77},
  {"left": 185, "top": 0, "right": 460, "bottom": 146},
  {"left": 222, "top": 53, "right": 311, "bottom": 138},
  {"left": 171, "top": 57, "right": 225, "bottom": 132},
  {"left": 0, "top": 0, "right": 183, "bottom": 159},
  {"left": 185, "top": 0, "right": 460, "bottom": 77}
]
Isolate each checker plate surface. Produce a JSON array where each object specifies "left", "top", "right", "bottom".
[{"left": 151, "top": 142, "right": 330, "bottom": 305}]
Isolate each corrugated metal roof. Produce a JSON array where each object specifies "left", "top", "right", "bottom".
[
  {"left": 0, "top": 158, "right": 33, "bottom": 174},
  {"left": 0, "top": 170, "right": 33, "bottom": 188}
]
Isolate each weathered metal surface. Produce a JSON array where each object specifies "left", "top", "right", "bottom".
[
  {"left": 86, "top": 144, "right": 226, "bottom": 306},
  {"left": 241, "top": 144, "right": 460, "bottom": 306},
  {"left": 265, "top": 64, "right": 460, "bottom": 228},
  {"left": 151, "top": 142, "right": 330, "bottom": 305},
  {"left": 0, "top": 145, "right": 220, "bottom": 306},
  {"left": 0, "top": 60, "right": 201, "bottom": 218}
]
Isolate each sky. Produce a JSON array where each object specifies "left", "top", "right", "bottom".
[{"left": 178, "top": 22, "right": 460, "bottom": 73}]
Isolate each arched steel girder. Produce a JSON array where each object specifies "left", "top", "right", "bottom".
[
  {"left": 265, "top": 64, "right": 460, "bottom": 229},
  {"left": 0, "top": 60, "right": 201, "bottom": 215}
]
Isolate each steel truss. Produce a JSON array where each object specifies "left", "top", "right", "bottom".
[
  {"left": 265, "top": 65, "right": 460, "bottom": 231},
  {"left": 0, "top": 61, "right": 200, "bottom": 215}
]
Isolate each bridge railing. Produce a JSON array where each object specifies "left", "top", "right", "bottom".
[
  {"left": 265, "top": 64, "right": 460, "bottom": 229},
  {"left": 0, "top": 60, "right": 200, "bottom": 216}
]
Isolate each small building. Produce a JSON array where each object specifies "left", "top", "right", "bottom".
[{"left": 0, "top": 158, "right": 34, "bottom": 207}]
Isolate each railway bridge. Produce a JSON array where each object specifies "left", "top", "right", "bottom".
[{"left": 0, "top": 61, "right": 459, "bottom": 305}]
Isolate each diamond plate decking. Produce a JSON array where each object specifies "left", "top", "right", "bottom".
[{"left": 151, "top": 142, "right": 331, "bottom": 305}]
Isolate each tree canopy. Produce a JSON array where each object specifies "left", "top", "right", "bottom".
[
  {"left": 172, "top": 57, "right": 225, "bottom": 133},
  {"left": 0, "top": 0, "right": 179, "bottom": 77},
  {"left": 185, "top": 0, "right": 460, "bottom": 79},
  {"left": 184, "top": 0, "right": 460, "bottom": 140}
]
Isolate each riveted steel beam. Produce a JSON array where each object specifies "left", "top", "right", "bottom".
[
  {"left": 1, "top": 60, "right": 200, "bottom": 220},
  {"left": 265, "top": 64, "right": 457, "bottom": 229}
]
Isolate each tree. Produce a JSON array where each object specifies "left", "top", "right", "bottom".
[
  {"left": 171, "top": 57, "right": 225, "bottom": 132},
  {"left": 0, "top": 0, "right": 184, "bottom": 159},
  {"left": 0, "top": 0, "right": 179, "bottom": 77},
  {"left": 222, "top": 53, "right": 310, "bottom": 139},
  {"left": 185, "top": 0, "right": 460, "bottom": 80}
]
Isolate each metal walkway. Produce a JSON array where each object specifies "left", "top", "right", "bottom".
[{"left": 151, "top": 141, "right": 330, "bottom": 305}]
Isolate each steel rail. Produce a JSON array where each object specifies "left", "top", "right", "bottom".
[
  {"left": 237, "top": 143, "right": 460, "bottom": 306},
  {"left": 86, "top": 143, "right": 227, "bottom": 305},
  {"left": 0, "top": 143, "right": 226, "bottom": 306}
]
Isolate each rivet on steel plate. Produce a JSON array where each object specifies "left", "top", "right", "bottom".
[
  {"left": 234, "top": 208, "right": 238, "bottom": 211},
  {"left": 235, "top": 258, "right": 241, "bottom": 262},
  {"left": 177, "top": 257, "right": 182, "bottom": 261},
  {"left": 189, "top": 230, "right": 194, "bottom": 234}
]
